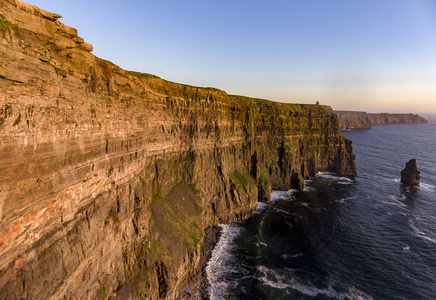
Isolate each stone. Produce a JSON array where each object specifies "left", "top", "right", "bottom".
[{"left": 401, "top": 159, "right": 420, "bottom": 186}]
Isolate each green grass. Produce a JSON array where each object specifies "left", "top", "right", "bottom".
[
  {"left": 151, "top": 193, "right": 162, "bottom": 205},
  {"left": 191, "top": 221, "right": 200, "bottom": 230},
  {"left": 0, "top": 14, "right": 12, "bottom": 32},
  {"left": 257, "top": 172, "right": 270, "bottom": 186},
  {"left": 97, "top": 286, "right": 108, "bottom": 300},
  {"left": 230, "top": 171, "right": 255, "bottom": 187}
]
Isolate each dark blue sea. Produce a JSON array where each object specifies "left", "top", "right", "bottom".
[{"left": 207, "top": 117, "right": 436, "bottom": 300}]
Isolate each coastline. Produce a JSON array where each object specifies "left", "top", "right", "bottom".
[{"left": 181, "top": 226, "right": 223, "bottom": 300}]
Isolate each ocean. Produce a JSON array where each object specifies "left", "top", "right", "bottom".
[{"left": 206, "top": 118, "right": 436, "bottom": 300}]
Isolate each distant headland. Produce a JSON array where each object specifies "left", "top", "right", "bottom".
[{"left": 334, "top": 111, "right": 428, "bottom": 130}]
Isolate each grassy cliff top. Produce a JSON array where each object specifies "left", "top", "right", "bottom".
[{"left": 129, "top": 71, "right": 333, "bottom": 116}]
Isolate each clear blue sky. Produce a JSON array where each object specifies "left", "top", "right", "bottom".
[{"left": 26, "top": 0, "right": 436, "bottom": 113}]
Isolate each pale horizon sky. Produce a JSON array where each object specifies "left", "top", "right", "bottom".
[{"left": 26, "top": 0, "right": 436, "bottom": 113}]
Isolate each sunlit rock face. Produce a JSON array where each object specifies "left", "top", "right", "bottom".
[{"left": 0, "top": 1, "right": 355, "bottom": 299}]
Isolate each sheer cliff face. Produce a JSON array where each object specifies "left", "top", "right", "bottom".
[{"left": 0, "top": 1, "right": 355, "bottom": 299}]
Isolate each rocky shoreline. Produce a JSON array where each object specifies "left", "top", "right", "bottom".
[{"left": 182, "top": 226, "right": 223, "bottom": 300}]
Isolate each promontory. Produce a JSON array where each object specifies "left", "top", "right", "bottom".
[{"left": 334, "top": 111, "right": 427, "bottom": 130}]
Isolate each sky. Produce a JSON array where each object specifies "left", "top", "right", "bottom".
[{"left": 25, "top": 0, "right": 436, "bottom": 113}]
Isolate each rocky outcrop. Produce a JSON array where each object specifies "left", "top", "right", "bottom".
[
  {"left": 334, "top": 111, "right": 427, "bottom": 129},
  {"left": 401, "top": 159, "right": 420, "bottom": 186},
  {"left": 0, "top": 1, "right": 355, "bottom": 299}
]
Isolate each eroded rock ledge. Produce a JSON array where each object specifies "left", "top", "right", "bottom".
[{"left": 0, "top": 1, "right": 355, "bottom": 299}]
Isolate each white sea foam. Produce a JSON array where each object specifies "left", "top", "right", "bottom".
[
  {"left": 299, "top": 202, "right": 318, "bottom": 211},
  {"left": 303, "top": 186, "right": 315, "bottom": 192},
  {"left": 290, "top": 253, "right": 303, "bottom": 258},
  {"left": 389, "top": 178, "right": 402, "bottom": 184},
  {"left": 207, "top": 224, "right": 242, "bottom": 300},
  {"left": 256, "top": 265, "right": 374, "bottom": 299},
  {"left": 381, "top": 195, "right": 409, "bottom": 211},
  {"left": 273, "top": 207, "right": 294, "bottom": 216},
  {"left": 386, "top": 178, "right": 435, "bottom": 192},
  {"left": 403, "top": 245, "right": 410, "bottom": 252},
  {"left": 255, "top": 202, "right": 269, "bottom": 215},
  {"left": 388, "top": 195, "right": 407, "bottom": 205},
  {"left": 336, "top": 196, "right": 356, "bottom": 203},
  {"left": 270, "top": 190, "right": 293, "bottom": 201},
  {"left": 281, "top": 253, "right": 303, "bottom": 260},
  {"left": 409, "top": 220, "right": 436, "bottom": 244},
  {"left": 316, "top": 172, "right": 354, "bottom": 183},
  {"left": 257, "top": 265, "right": 348, "bottom": 299},
  {"left": 419, "top": 182, "right": 436, "bottom": 192}
]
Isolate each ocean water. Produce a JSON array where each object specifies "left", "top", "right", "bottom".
[{"left": 207, "top": 120, "right": 436, "bottom": 300}]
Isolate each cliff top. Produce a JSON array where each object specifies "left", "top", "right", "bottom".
[{"left": 1, "top": 0, "right": 333, "bottom": 118}]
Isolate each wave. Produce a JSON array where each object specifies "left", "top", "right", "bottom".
[
  {"left": 255, "top": 202, "right": 270, "bottom": 215},
  {"left": 336, "top": 196, "right": 356, "bottom": 204},
  {"left": 303, "top": 186, "right": 315, "bottom": 192},
  {"left": 257, "top": 265, "right": 360, "bottom": 299},
  {"left": 281, "top": 253, "right": 303, "bottom": 260},
  {"left": 409, "top": 220, "right": 436, "bottom": 244},
  {"left": 379, "top": 195, "right": 409, "bottom": 211},
  {"left": 387, "top": 178, "right": 402, "bottom": 184},
  {"left": 419, "top": 182, "right": 436, "bottom": 192},
  {"left": 273, "top": 207, "right": 297, "bottom": 217},
  {"left": 316, "top": 172, "right": 354, "bottom": 183},
  {"left": 270, "top": 190, "right": 293, "bottom": 201},
  {"left": 387, "top": 194, "right": 407, "bottom": 206},
  {"left": 207, "top": 224, "right": 242, "bottom": 300},
  {"left": 384, "top": 178, "right": 435, "bottom": 192},
  {"left": 298, "top": 202, "right": 325, "bottom": 212}
]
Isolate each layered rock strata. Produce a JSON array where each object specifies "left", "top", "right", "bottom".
[
  {"left": 334, "top": 111, "right": 427, "bottom": 130},
  {"left": 401, "top": 159, "right": 420, "bottom": 186},
  {"left": 0, "top": 1, "right": 355, "bottom": 299}
]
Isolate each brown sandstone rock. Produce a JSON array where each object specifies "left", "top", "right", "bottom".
[{"left": 0, "top": 1, "right": 356, "bottom": 299}]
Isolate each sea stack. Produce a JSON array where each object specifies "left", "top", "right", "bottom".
[{"left": 401, "top": 159, "right": 420, "bottom": 186}]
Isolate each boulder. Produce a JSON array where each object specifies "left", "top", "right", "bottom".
[{"left": 401, "top": 159, "right": 420, "bottom": 186}]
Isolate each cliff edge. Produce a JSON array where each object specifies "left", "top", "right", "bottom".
[
  {"left": 0, "top": 1, "right": 355, "bottom": 299},
  {"left": 334, "top": 111, "right": 427, "bottom": 130}
]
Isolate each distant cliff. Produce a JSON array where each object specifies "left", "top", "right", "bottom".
[
  {"left": 0, "top": 1, "right": 355, "bottom": 299},
  {"left": 334, "top": 111, "right": 427, "bottom": 129}
]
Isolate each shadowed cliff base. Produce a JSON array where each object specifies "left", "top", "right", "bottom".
[
  {"left": 0, "top": 1, "right": 355, "bottom": 299},
  {"left": 334, "top": 111, "right": 427, "bottom": 130}
]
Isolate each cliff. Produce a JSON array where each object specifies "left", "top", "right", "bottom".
[
  {"left": 0, "top": 1, "right": 355, "bottom": 299},
  {"left": 334, "top": 111, "right": 428, "bottom": 129}
]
